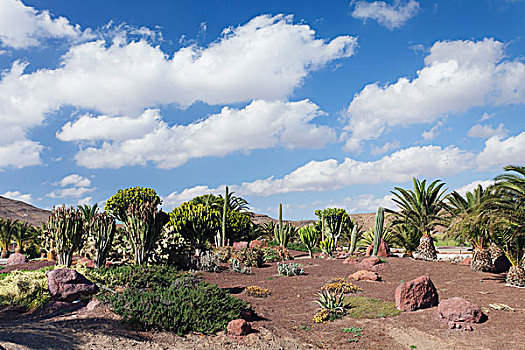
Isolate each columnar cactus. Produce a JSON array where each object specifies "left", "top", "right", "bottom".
[
  {"left": 372, "top": 207, "right": 384, "bottom": 256},
  {"left": 90, "top": 213, "right": 116, "bottom": 268},
  {"left": 47, "top": 206, "right": 86, "bottom": 267},
  {"left": 349, "top": 225, "right": 358, "bottom": 255},
  {"left": 274, "top": 204, "right": 296, "bottom": 248},
  {"left": 221, "top": 186, "right": 229, "bottom": 247}
]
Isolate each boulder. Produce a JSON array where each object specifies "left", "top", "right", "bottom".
[
  {"left": 365, "top": 239, "right": 391, "bottom": 257},
  {"left": 395, "top": 275, "right": 439, "bottom": 311},
  {"left": 358, "top": 257, "right": 381, "bottom": 270},
  {"left": 349, "top": 270, "right": 381, "bottom": 281},
  {"left": 233, "top": 241, "right": 249, "bottom": 250},
  {"left": 436, "top": 297, "right": 484, "bottom": 330},
  {"left": 343, "top": 257, "right": 359, "bottom": 265},
  {"left": 227, "top": 319, "right": 252, "bottom": 336},
  {"left": 46, "top": 268, "right": 99, "bottom": 302},
  {"left": 6, "top": 253, "right": 28, "bottom": 266},
  {"left": 248, "top": 240, "right": 263, "bottom": 249}
]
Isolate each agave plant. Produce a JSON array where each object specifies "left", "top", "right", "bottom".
[{"left": 315, "top": 290, "right": 345, "bottom": 313}]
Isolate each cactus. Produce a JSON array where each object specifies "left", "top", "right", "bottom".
[
  {"left": 47, "top": 206, "right": 86, "bottom": 267},
  {"left": 372, "top": 207, "right": 384, "bottom": 256},
  {"left": 274, "top": 204, "right": 296, "bottom": 248},
  {"left": 90, "top": 213, "right": 116, "bottom": 268},
  {"left": 221, "top": 186, "right": 229, "bottom": 247},
  {"left": 299, "top": 226, "right": 318, "bottom": 258},
  {"left": 320, "top": 237, "right": 334, "bottom": 256},
  {"left": 349, "top": 225, "right": 358, "bottom": 255}
]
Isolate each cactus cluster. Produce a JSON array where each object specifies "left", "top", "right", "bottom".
[
  {"left": 47, "top": 205, "right": 86, "bottom": 267},
  {"left": 89, "top": 213, "right": 117, "bottom": 268},
  {"left": 372, "top": 207, "right": 384, "bottom": 257},
  {"left": 299, "top": 226, "right": 318, "bottom": 258},
  {"left": 277, "top": 262, "right": 305, "bottom": 276},
  {"left": 274, "top": 203, "right": 297, "bottom": 248}
]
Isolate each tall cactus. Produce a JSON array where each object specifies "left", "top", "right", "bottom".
[
  {"left": 47, "top": 206, "right": 86, "bottom": 267},
  {"left": 274, "top": 203, "right": 296, "bottom": 248},
  {"left": 90, "top": 213, "right": 116, "bottom": 268},
  {"left": 372, "top": 206, "right": 384, "bottom": 256},
  {"left": 221, "top": 186, "right": 229, "bottom": 247},
  {"left": 349, "top": 225, "right": 358, "bottom": 255}
]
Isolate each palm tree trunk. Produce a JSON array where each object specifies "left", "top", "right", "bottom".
[
  {"left": 1, "top": 248, "right": 9, "bottom": 258},
  {"left": 471, "top": 247, "right": 493, "bottom": 272},
  {"left": 506, "top": 266, "right": 525, "bottom": 288},
  {"left": 412, "top": 235, "right": 437, "bottom": 261}
]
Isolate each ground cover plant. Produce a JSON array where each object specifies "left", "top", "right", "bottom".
[
  {"left": 342, "top": 297, "right": 401, "bottom": 319},
  {"left": 0, "top": 268, "right": 52, "bottom": 311}
]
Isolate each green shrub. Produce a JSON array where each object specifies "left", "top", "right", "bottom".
[
  {"left": 0, "top": 269, "right": 51, "bottom": 310},
  {"left": 230, "top": 248, "right": 263, "bottom": 268},
  {"left": 95, "top": 265, "right": 249, "bottom": 335},
  {"left": 105, "top": 187, "right": 161, "bottom": 222}
]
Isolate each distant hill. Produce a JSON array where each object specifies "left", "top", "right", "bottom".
[
  {"left": 0, "top": 196, "right": 51, "bottom": 226},
  {"left": 247, "top": 211, "right": 379, "bottom": 231}
]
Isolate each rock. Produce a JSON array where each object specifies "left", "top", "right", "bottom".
[
  {"left": 365, "top": 239, "right": 391, "bottom": 257},
  {"left": 248, "top": 240, "right": 263, "bottom": 249},
  {"left": 227, "top": 319, "right": 252, "bottom": 336},
  {"left": 46, "top": 268, "right": 99, "bottom": 302},
  {"left": 86, "top": 299, "right": 101, "bottom": 311},
  {"left": 460, "top": 257, "right": 472, "bottom": 266},
  {"left": 436, "top": 297, "right": 483, "bottom": 329},
  {"left": 358, "top": 257, "right": 381, "bottom": 270},
  {"left": 6, "top": 253, "right": 28, "bottom": 266},
  {"left": 343, "top": 257, "right": 359, "bottom": 265},
  {"left": 349, "top": 270, "right": 382, "bottom": 281},
  {"left": 395, "top": 275, "right": 439, "bottom": 311},
  {"left": 233, "top": 241, "right": 249, "bottom": 250},
  {"left": 334, "top": 251, "right": 350, "bottom": 259}
]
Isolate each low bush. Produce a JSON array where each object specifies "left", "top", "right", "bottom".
[
  {"left": 97, "top": 265, "right": 249, "bottom": 335},
  {"left": 321, "top": 278, "right": 361, "bottom": 294},
  {"left": 245, "top": 286, "right": 271, "bottom": 297},
  {"left": 0, "top": 268, "right": 52, "bottom": 310},
  {"left": 228, "top": 258, "right": 251, "bottom": 274},
  {"left": 277, "top": 262, "right": 304, "bottom": 276},
  {"left": 230, "top": 248, "right": 263, "bottom": 268}
]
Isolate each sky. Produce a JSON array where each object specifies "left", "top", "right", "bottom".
[{"left": 0, "top": 0, "right": 524, "bottom": 220}]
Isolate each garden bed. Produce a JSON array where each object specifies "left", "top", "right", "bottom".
[{"left": 0, "top": 254, "right": 524, "bottom": 349}]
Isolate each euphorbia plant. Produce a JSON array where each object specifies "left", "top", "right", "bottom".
[{"left": 47, "top": 206, "right": 86, "bottom": 267}]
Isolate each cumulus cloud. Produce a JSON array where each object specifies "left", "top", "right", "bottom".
[
  {"left": 165, "top": 145, "right": 474, "bottom": 201},
  {"left": 0, "top": 0, "right": 90, "bottom": 49},
  {"left": 0, "top": 140, "right": 43, "bottom": 169},
  {"left": 370, "top": 140, "right": 400, "bottom": 155},
  {"left": 58, "top": 100, "right": 336, "bottom": 169},
  {"left": 477, "top": 131, "right": 525, "bottom": 170},
  {"left": 53, "top": 174, "right": 91, "bottom": 188},
  {"left": 351, "top": 0, "right": 420, "bottom": 30},
  {"left": 453, "top": 179, "right": 495, "bottom": 197},
  {"left": 163, "top": 185, "right": 222, "bottom": 209},
  {"left": 467, "top": 123, "right": 507, "bottom": 138},
  {"left": 342, "top": 38, "right": 525, "bottom": 152},
  {"left": 0, "top": 13, "right": 356, "bottom": 167},
  {"left": 1, "top": 190, "right": 33, "bottom": 203},
  {"left": 48, "top": 186, "right": 95, "bottom": 199}
]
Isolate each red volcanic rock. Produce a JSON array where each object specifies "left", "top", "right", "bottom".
[
  {"left": 358, "top": 257, "right": 381, "bottom": 270},
  {"left": 460, "top": 257, "right": 472, "bottom": 266},
  {"left": 343, "top": 257, "right": 359, "bottom": 265},
  {"left": 437, "top": 297, "right": 484, "bottom": 330},
  {"left": 6, "top": 253, "right": 28, "bottom": 266},
  {"left": 395, "top": 275, "right": 439, "bottom": 311},
  {"left": 46, "top": 268, "right": 99, "bottom": 302},
  {"left": 227, "top": 319, "right": 252, "bottom": 336},
  {"left": 365, "top": 239, "right": 391, "bottom": 257},
  {"left": 349, "top": 270, "right": 381, "bottom": 281},
  {"left": 248, "top": 240, "right": 263, "bottom": 249},
  {"left": 233, "top": 241, "right": 249, "bottom": 250}
]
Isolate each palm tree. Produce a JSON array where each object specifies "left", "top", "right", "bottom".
[
  {"left": 78, "top": 203, "right": 99, "bottom": 221},
  {"left": 446, "top": 185, "right": 497, "bottom": 272},
  {"left": 388, "top": 178, "right": 447, "bottom": 261},
  {"left": 493, "top": 165, "right": 525, "bottom": 287},
  {"left": 12, "top": 221, "right": 34, "bottom": 254},
  {"left": 0, "top": 218, "right": 18, "bottom": 258}
]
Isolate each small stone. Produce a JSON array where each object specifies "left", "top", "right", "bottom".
[
  {"left": 395, "top": 275, "right": 439, "bottom": 311},
  {"left": 343, "top": 257, "right": 359, "bottom": 265},
  {"left": 460, "top": 257, "right": 472, "bottom": 266},
  {"left": 349, "top": 270, "right": 382, "bottom": 281},
  {"left": 6, "top": 253, "right": 28, "bottom": 266},
  {"left": 86, "top": 299, "right": 101, "bottom": 311},
  {"left": 227, "top": 319, "right": 252, "bottom": 336}
]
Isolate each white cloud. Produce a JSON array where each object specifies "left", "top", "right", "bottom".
[
  {"left": 343, "top": 38, "right": 525, "bottom": 152},
  {"left": 59, "top": 100, "right": 336, "bottom": 169},
  {"left": 0, "top": 140, "right": 43, "bottom": 168},
  {"left": 1, "top": 190, "right": 32, "bottom": 203},
  {"left": 338, "top": 193, "right": 396, "bottom": 213},
  {"left": 370, "top": 140, "right": 400, "bottom": 155},
  {"left": 77, "top": 196, "right": 93, "bottom": 206},
  {"left": 479, "top": 112, "right": 493, "bottom": 121},
  {"left": 351, "top": 0, "right": 420, "bottom": 30},
  {"left": 454, "top": 179, "right": 495, "bottom": 197},
  {"left": 54, "top": 174, "right": 91, "bottom": 188},
  {"left": 0, "top": 0, "right": 89, "bottom": 49},
  {"left": 477, "top": 131, "right": 525, "bottom": 170},
  {"left": 166, "top": 145, "right": 474, "bottom": 200},
  {"left": 467, "top": 123, "right": 507, "bottom": 138},
  {"left": 421, "top": 121, "right": 444, "bottom": 141},
  {"left": 163, "top": 185, "right": 221, "bottom": 209},
  {"left": 48, "top": 186, "right": 95, "bottom": 199},
  {"left": 0, "top": 14, "right": 355, "bottom": 167}
]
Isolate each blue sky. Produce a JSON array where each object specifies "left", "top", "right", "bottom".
[{"left": 0, "top": 0, "right": 524, "bottom": 219}]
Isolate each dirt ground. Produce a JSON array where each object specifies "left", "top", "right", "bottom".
[{"left": 1, "top": 253, "right": 524, "bottom": 350}]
